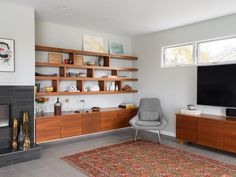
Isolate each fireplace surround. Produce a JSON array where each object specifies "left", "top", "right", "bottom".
[{"left": 0, "top": 86, "right": 40, "bottom": 167}]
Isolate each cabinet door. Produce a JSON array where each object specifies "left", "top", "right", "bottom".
[
  {"left": 223, "top": 121, "right": 236, "bottom": 153},
  {"left": 36, "top": 117, "right": 61, "bottom": 143},
  {"left": 117, "top": 109, "right": 138, "bottom": 128},
  {"left": 101, "top": 111, "right": 118, "bottom": 131},
  {"left": 61, "top": 115, "right": 82, "bottom": 138},
  {"left": 82, "top": 112, "right": 101, "bottom": 134},
  {"left": 198, "top": 118, "right": 223, "bottom": 150},
  {"left": 176, "top": 114, "right": 198, "bottom": 143}
]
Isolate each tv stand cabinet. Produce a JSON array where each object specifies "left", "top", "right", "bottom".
[{"left": 176, "top": 113, "right": 236, "bottom": 153}]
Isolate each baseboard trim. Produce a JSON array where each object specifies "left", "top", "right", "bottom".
[{"left": 148, "top": 130, "right": 176, "bottom": 137}]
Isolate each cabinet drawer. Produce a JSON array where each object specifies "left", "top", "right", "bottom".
[
  {"left": 61, "top": 115, "right": 82, "bottom": 138},
  {"left": 198, "top": 118, "right": 223, "bottom": 150},
  {"left": 176, "top": 115, "right": 198, "bottom": 143},
  {"left": 36, "top": 117, "right": 61, "bottom": 143},
  {"left": 223, "top": 121, "right": 236, "bottom": 153}
]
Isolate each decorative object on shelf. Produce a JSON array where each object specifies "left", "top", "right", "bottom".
[
  {"left": 12, "top": 118, "right": 18, "bottom": 150},
  {"left": 98, "top": 56, "right": 104, "bottom": 66},
  {"left": 54, "top": 97, "right": 62, "bottom": 116},
  {"left": 122, "top": 85, "right": 132, "bottom": 91},
  {"left": 23, "top": 112, "right": 30, "bottom": 150},
  {"left": 45, "top": 86, "right": 54, "bottom": 92},
  {"left": 109, "top": 82, "right": 115, "bottom": 91},
  {"left": 35, "top": 83, "right": 40, "bottom": 92},
  {"left": 35, "top": 72, "right": 58, "bottom": 77},
  {"left": 74, "top": 55, "right": 84, "bottom": 65},
  {"left": 0, "top": 38, "right": 15, "bottom": 72},
  {"left": 119, "top": 103, "right": 138, "bottom": 109},
  {"left": 187, "top": 104, "right": 196, "bottom": 110},
  {"left": 109, "top": 42, "right": 124, "bottom": 55},
  {"left": 17, "top": 125, "right": 25, "bottom": 150},
  {"left": 64, "top": 59, "right": 70, "bottom": 64},
  {"left": 68, "top": 85, "right": 78, "bottom": 92},
  {"left": 48, "top": 53, "right": 63, "bottom": 64},
  {"left": 91, "top": 107, "right": 101, "bottom": 112},
  {"left": 180, "top": 109, "right": 201, "bottom": 116},
  {"left": 83, "top": 35, "right": 105, "bottom": 53},
  {"left": 77, "top": 72, "right": 86, "bottom": 78},
  {"left": 106, "top": 85, "right": 110, "bottom": 91},
  {"left": 87, "top": 61, "right": 96, "bottom": 66},
  {"left": 67, "top": 72, "right": 76, "bottom": 77},
  {"left": 35, "top": 97, "right": 48, "bottom": 116},
  {"left": 115, "top": 85, "right": 119, "bottom": 91},
  {"left": 88, "top": 85, "right": 100, "bottom": 92}
]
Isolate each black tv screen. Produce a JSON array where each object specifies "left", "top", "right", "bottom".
[{"left": 197, "top": 64, "right": 236, "bottom": 107}]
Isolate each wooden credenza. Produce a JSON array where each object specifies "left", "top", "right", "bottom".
[
  {"left": 36, "top": 108, "right": 137, "bottom": 143},
  {"left": 176, "top": 113, "right": 236, "bottom": 153}
]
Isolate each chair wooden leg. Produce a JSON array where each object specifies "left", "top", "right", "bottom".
[
  {"left": 134, "top": 130, "right": 139, "bottom": 141},
  {"left": 157, "top": 130, "right": 161, "bottom": 143}
]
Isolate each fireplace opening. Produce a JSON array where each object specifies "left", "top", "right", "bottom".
[{"left": 0, "top": 104, "right": 10, "bottom": 128}]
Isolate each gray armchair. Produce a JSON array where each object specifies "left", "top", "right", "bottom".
[{"left": 129, "top": 98, "right": 167, "bottom": 142}]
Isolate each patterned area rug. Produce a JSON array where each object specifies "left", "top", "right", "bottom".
[{"left": 62, "top": 140, "right": 236, "bottom": 177}]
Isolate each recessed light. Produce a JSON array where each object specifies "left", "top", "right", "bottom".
[{"left": 61, "top": 6, "right": 68, "bottom": 10}]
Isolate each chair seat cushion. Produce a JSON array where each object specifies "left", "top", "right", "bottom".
[
  {"left": 135, "top": 120, "right": 160, "bottom": 127},
  {"left": 139, "top": 110, "right": 159, "bottom": 121}
]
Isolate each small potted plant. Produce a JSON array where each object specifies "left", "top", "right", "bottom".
[{"left": 35, "top": 97, "right": 49, "bottom": 116}]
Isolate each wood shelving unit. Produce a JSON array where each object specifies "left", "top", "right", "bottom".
[{"left": 35, "top": 45, "right": 138, "bottom": 96}]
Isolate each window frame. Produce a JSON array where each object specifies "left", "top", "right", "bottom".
[
  {"left": 161, "top": 42, "right": 195, "bottom": 68},
  {"left": 196, "top": 35, "right": 236, "bottom": 66}
]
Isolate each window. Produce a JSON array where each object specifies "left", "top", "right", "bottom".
[
  {"left": 197, "top": 36, "right": 236, "bottom": 64},
  {"left": 162, "top": 44, "right": 194, "bottom": 67}
]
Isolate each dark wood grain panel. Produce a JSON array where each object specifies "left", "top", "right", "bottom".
[
  {"left": 82, "top": 112, "right": 101, "bottom": 134},
  {"left": 176, "top": 114, "right": 198, "bottom": 143},
  {"left": 198, "top": 118, "right": 223, "bottom": 150},
  {"left": 36, "top": 117, "right": 61, "bottom": 143},
  {"left": 61, "top": 115, "right": 82, "bottom": 138},
  {"left": 101, "top": 111, "right": 119, "bottom": 131},
  {"left": 117, "top": 109, "right": 138, "bottom": 128},
  {"left": 223, "top": 121, "right": 236, "bottom": 153}
]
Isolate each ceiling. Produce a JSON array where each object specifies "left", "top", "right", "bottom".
[{"left": 2, "top": 0, "right": 236, "bottom": 36}]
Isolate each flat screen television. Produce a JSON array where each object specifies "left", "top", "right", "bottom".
[
  {"left": 0, "top": 104, "right": 10, "bottom": 127},
  {"left": 197, "top": 64, "right": 236, "bottom": 107}
]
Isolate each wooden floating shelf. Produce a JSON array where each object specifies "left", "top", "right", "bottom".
[
  {"left": 35, "top": 45, "right": 138, "bottom": 96},
  {"left": 35, "top": 76, "right": 138, "bottom": 81},
  {"left": 35, "top": 62, "right": 138, "bottom": 72},
  {"left": 36, "top": 90, "right": 138, "bottom": 96},
  {"left": 35, "top": 45, "right": 138, "bottom": 60}
]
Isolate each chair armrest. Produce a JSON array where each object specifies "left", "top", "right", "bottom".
[
  {"left": 129, "top": 115, "right": 139, "bottom": 127},
  {"left": 158, "top": 116, "right": 167, "bottom": 129}
]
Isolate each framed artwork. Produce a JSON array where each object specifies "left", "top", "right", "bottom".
[
  {"left": 83, "top": 35, "right": 105, "bottom": 53},
  {"left": 0, "top": 38, "right": 15, "bottom": 72},
  {"left": 109, "top": 42, "right": 124, "bottom": 55}
]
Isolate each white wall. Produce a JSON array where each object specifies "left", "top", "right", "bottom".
[
  {"left": 0, "top": 2, "right": 35, "bottom": 85},
  {"left": 35, "top": 21, "right": 137, "bottom": 112},
  {"left": 133, "top": 14, "right": 236, "bottom": 136}
]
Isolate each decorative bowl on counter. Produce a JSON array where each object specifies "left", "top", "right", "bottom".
[{"left": 91, "top": 107, "right": 101, "bottom": 112}]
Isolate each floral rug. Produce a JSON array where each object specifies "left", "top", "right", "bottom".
[{"left": 62, "top": 140, "right": 236, "bottom": 177}]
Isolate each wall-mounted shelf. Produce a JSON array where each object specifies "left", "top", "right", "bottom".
[
  {"left": 36, "top": 90, "right": 138, "bottom": 96},
  {"left": 35, "top": 45, "right": 138, "bottom": 96}
]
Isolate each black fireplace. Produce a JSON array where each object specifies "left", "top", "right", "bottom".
[{"left": 0, "top": 86, "right": 41, "bottom": 167}]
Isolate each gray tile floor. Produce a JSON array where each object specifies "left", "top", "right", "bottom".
[{"left": 0, "top": 128, "right": 236, "bottom": 177}]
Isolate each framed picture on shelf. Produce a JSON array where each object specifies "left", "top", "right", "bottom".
[
  {"left": 109, "top": 42, "right": 124, "bottom": 55},
  {"left": 0, "top": 38, "right": 15, "bottom": 72},
  {"left": 83, "top": 35, "right": 105, "bottom": 53}
]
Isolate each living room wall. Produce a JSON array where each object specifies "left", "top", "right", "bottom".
[
  {"left": 35, "top": 21, "right": 136, "bottom": 111},
  {"left": 0, "top": 2, "right": 35, "bottom": 86},
  {"left": 132, "top": 13, "right": 236, "bottom": 136}
]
